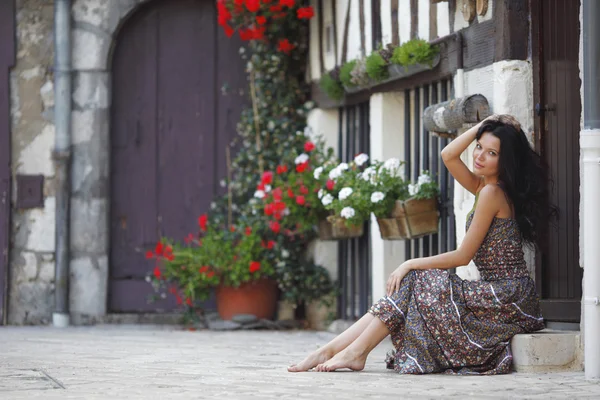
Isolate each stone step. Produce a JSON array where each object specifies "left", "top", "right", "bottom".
[{"left": 511, "top": 329, "right": 583, "bottom": 372}]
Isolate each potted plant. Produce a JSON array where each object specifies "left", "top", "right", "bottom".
[
  {"left": 275, "top": 260, "right": 336, "bottom": 329},
  {"left": 375, "top": 170, "right": 440, "bottom": 240},
  {"left": 320, "top": 154, "right": 372, "bottom": 238},
  {"left": 148, "top": 215, "right": 278, "bottom": 321},
  {"left": 389, "top": 38, "right": 440, "bottom": 77}
]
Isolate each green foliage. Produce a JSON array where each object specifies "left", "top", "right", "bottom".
[
  {"left": 365, "top": 52, "right": 389, "bottom": 82},
  {"left": 339, "top": 60, "right": 357, "bottom": 86},
  {"left": 409, "top": 171, "right": 440, "bottom": 200},
  {"left": 319, "top": 73, "right": 344, "bottom": 101},
  {"left": 391, "top": 38, "right": 439, "bottom": 67}
]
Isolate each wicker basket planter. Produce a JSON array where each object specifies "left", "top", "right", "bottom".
[{"left": 377, "top": 197, "right": 439, "bottom": 240}]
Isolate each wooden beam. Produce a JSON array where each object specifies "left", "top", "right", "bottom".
[
  {"left": 391, "top": 0, "right": 400, "bottom": 46},
  {"left": 317, "top": 0, "right": 325, "bottom": 73},
  {"left": 371, "top": 0, "right": 382, "bottom": 50},
  {"left": 429, "top": 1, "right": 438, "bottom": 40},
  {"left": 332, "top": 0, "right": 339, "bottom": 66},
  {"left": 359, "top": 0, "right": 366, "bottom": 57},
  {"left": 341, "top": 0, "right": 352, "bottom": 63},
  {"left": 449, "top": 0, "right": 456, "bottom": 33},
  {"left": 494, "top": 0, "right": 530, "bottom": 61},
  {"left": 410, "top": 0, "right": 418, "bottom": 39}
]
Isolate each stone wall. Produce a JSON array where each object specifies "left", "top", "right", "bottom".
[
  {"left": 8, "top": 0, "right": 153, "bottom": 325},
  {"left": 9, "top": 0, "right": 56, "bottom": 325}
]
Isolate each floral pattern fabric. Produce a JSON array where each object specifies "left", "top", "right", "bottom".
[{"left": 369, "top": 204, "right": 544, "bottom": 375}]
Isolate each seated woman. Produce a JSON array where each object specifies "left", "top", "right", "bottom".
[{"left": 288, "top": 114, "right": 553, "bottom": 375}]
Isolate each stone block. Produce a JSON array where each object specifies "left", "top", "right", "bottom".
[
  {"left": 72, "top": 71, "right": 110, "bottom": 110},
  {"left": 70, "top": 198, "right": 108, "bottom": 253},
  {"left": 19, "top": 252, "right": 39, "bottom": 281},
  {"left": 72, "top": 0, "right": 123, "bottom": 35},
  {"left": 24, "top": 197, "right": 56, "bottom": 253},
  {"left": 72, "top": 28, "right": 111, "bottom": 71},
  {"left": 39, "top": 256, "right": 55, "bottom": 282},
  {"left": 511, "top": 330, "right": 583, "bottom": 372},
  {"left": 8, "top": 281, "right": 54, "bottom": 325},
  {"left": 71, "top": 108, "right": 108, "bottom": 145},
  {"left": 69, "top": 256, "right": 108, "bottom": 316},
  {"left": 16, "top": 123, "right": 55, "bottom": 176}
]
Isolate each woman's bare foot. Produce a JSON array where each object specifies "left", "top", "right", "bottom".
[
  {"left": 287, "top": 348, "right": 334, "bottom": 372},
  {"left": 315, "top": 348, "right": 366, "bottom": 372}
]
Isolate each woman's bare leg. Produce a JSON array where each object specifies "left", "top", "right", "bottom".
[
  {"left": 315, "top": 315, "right": 390, "bottom": 372},
  {"left": 287, "top": 312, "right": 377, "bottom": 372}
]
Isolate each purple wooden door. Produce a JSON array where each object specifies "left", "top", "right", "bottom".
[
  {"left": 0, "top": 0, "right": 15, "bottom": 324},
  {"left": 109, "top": 0, "right": 247, "bottom": 312}
]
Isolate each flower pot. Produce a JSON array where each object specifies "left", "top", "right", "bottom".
[
  {"left": 215, "top": 278, "right": 278, "bottom": 320},
  {"left": 377, "top": 197, "right": 439, "bottom": 240},
  {"left": 277, "top": 300, "right": 297, "bottom": 321},
  {"left": 327, "top": 216, "right": 364, "bottom": 239},
  {"left": 306, "top": 298, "right": 337, "bottom": 331}
]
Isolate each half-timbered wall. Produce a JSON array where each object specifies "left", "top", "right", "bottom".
[{"left": 308, "top": 0, "right": 494, "bottom": 81}]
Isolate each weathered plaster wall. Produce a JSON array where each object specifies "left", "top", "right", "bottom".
[{"left": 9, "top": 0, "right": 57, "bottom": 325}]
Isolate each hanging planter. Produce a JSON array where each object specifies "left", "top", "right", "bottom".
[
  {"left": 377, "top": 197, "right": 439, "bottom": 240},
  {"left": 326, "top": 216, "right": 364, "bottom": 239}
]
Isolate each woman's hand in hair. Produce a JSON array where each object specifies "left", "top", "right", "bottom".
[{"left": 482, "top": 114, "right": 522, "bottom": 130}]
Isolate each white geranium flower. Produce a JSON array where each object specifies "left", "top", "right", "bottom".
[
  {"left": 283, "top": 208, "right": 290, "bottom": 216},
  {"left": 329, "top": 167, "right": 342, "bottom": 180},
  {"left": 318, "top": 189, "right": 324, "bottom": 199},
  {"left": 339, "top": 187, "right": 353, "bottom": 201},
  {"left": 371, "top": 192, "right": 385, "bottom": 203},
  {"left": 383, "top": 158, "right": 401, "bottom": 172},
  {"left": 220, "top": 179, "right": 227, "bottom": 187},
  {"left": 322, "top": 194, "right": 334, "bottom": 206},
  {"left": 264, "top": 185, "right": 272, "bottom": 192},
  {"left": 282, "top": 249, "right": 290, "bottom": 258},
  {"left": 313, "top": 166, "right": 324, "bottom": 180},
  {"left": 418, "top": 173, "right": 432, "bottom": 185},
  {"left": 338, "top": 162, "right": 349, "bottom": 171},
  {"left": 340, "top": 207, "right": 356, "bottom": 219},
  {"left": 361, "top": 166, "right": 376, "bottom": 182},
  {"left": 295, "top": 153, "right": 309, "bottom": 165},
  {"left": 267, "top": 121, "right": 275, "bottom": 131},
  {"left": 408, "top": 183, "right": 418, "bottom": 196},
  {"left": 354, "top": 153, "right": 369, "bottom": 166},
  {"left": 254, "top": 190, "right": 265, "bottom": 199}
]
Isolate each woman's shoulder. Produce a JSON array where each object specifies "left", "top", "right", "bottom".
[{"left": 475, "top": 183, "right": 504, "bottom": 202}]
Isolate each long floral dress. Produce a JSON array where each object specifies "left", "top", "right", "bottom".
[{"left": 369, "top": 197, "right": 545, "bottom": 375}]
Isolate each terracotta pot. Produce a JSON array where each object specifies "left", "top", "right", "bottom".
[
  {"left": 215, "top": 279, "right": 278, "bottom": 320},
  {"left": 377, "top": 197, "right": 439, "bottom": 240}
]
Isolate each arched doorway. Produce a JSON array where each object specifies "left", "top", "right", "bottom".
[{"left": 109, "top": 0, "right": 246, "bottom": 312}]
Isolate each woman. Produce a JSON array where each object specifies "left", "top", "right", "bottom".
[{"left": 288, "top": 114, "right": 553, "bottom": 375}]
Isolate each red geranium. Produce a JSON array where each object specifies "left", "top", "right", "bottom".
[
  {"left": 304, "top": 141, "right": 315, "bottom": 152},
  {"left": 297, "top": 6, "right": 314, "bottom": 20},
  {"left": 278, "top": 38, "right": 295, "bottom": 54},
  {"left": 198, "top": 214, "right": 208, "bottom": 231},
  {"left": 249, "top": 261, "right": 261, "bottom": 273}
]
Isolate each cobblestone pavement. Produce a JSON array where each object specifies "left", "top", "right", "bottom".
[{"left": 0, "top": 326, "right": 599, "bottom": 399}]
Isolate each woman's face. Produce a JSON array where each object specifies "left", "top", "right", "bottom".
[{"left": 473, "top": 132, "right": 501, "bottom": 178}]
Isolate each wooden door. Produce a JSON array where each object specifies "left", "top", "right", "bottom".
[
  {"left": 0, "top": 0, "right": 15, "bottom": 324},
  {"left": 532, "top": 0, "right": 582, "bottom": 322},
  {"left": 109, "top": 0, "right": 247, "bottom": 312}
]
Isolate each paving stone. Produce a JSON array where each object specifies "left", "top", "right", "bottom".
[{"left": 0, "top": 327, "right": 599, "bottom": 399}]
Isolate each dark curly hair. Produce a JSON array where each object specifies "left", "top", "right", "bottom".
[{"left": 476, "top": 120, "right": 557, "bottom": 250}]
